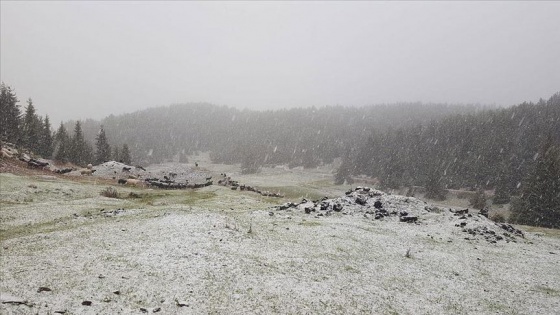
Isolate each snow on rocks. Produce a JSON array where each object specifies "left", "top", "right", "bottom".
[
  {"left": 74, "top": 161, "right": 215, "bottom": 189},
  {"left": 80, "top": 161, "right": 148, "bottom": 179},
  {"left": 0, "top": 292, "right": 33, "bottom": 307},
  {"left": 275, "top": 186, "right": 526, "bottom": 244},
  {"left": 218, "top": 174, "right": 284, "bottom": 198},
  {"left": 275, "top": 186, "right": 428, "bottom": 220}
]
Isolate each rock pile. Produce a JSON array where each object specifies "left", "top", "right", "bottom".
[
  {"left": 275, "top": 186, "right": 428, "bottom": 220},
  {"left": 144, "top": 177, "right": 212, "bottom": 189},
  {"left": 449, "top": 208, "right": 525, "bottom": 243},
  {"left": 218, "top": 175, "right": 284, "bottom": 198},
  {"left": 86, "top": 161, "right": 148, "bottom": 179},
  {"left": 274, "top": 186, "right": 526, "bottom": 244}
]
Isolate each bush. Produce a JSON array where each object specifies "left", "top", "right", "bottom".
[
  {"left": 469, "top": 189, "right": 487, "bottom": 209},
  {"left": 100, "top": 187, "right": 119, "bottom": 198},
  {"left": 456, "top": 191, "right": 475, "bottom": 200},
  {"left": 489, "top": 213, "right": 506, "bottom": 223}
]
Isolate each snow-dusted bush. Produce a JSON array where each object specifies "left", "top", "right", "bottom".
[{"left": 100, "top": 186, "right": 119, "bottom": 198}]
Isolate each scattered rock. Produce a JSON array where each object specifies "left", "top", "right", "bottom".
[
  {"left": 0, "top": 293, "right": 33, "bottom": 307},
  {"left": 175, "top": 300, "right": 189, "bottom": 307},
  {"left": 82, "top": 300, "right": 92, "bottom": 306},
  {"left": 270, "top": 186, "right": 525, "bottom": 245},
  {"left": 355, "top": 195, "right": 367, "bottom": 205},
  {"left": 499, "top": 223, "right": 524, "bottom": 237},
  {"left": 399, "top": 216, "right": 418, "bottom": 223},
  {"left": 37, "top": 286, "right": 52, "bottom": 293}
]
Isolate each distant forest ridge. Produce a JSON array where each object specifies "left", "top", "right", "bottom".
[
  {"left": 338, "top": 93, "right": 560, "bottom": 195},
  {"left": 76, "top": 102, "right": 492, "bottom": 165},
  {"left": 75, "top": 94, "right": 559, "bottom": 193}
]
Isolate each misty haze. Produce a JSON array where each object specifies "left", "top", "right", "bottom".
[{"left": 1, "top": 2, "right": 559, "bottom": 314}]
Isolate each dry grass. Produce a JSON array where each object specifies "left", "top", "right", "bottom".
[{"left": 100, "top": 187, "right": 119, "bottom": 198}]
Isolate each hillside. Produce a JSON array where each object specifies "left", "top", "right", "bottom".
[
  {"left": 75, "top": 102, "right": 484, "bottom": 166},
  {"left": 1, "top": 157, "right": 559, "bottom": 314}
]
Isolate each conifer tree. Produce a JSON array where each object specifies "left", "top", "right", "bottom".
[
  {"left": 40, "top": 115, "right": 54, "bottom": 158},
  {"left": 470, "top": 188, "right": 488, "bottom": 209},
  {"left": 424, "top": 166, "right": 447, "bottom": 200},
  {"left": 335, "top": 153, "right": 355, "bottom": 185},
  {"left": 53, "top": 122, "right": 70, "bottom": 162},
  {"left": 112, "top": 146, "right": 120, "bottom": 162},
  {"left": 95, "top": 127, "right": 111, "bottom": 164},
  {"left": 22, "top": 98, "right": 42, "bottom": 153},
  {"left": 121, "top": 144, "right": 132, "bottom": 165},
  {"left": 0, "top": 82, "right": 21, "bottom": 144},
  {"left": 70, "top": 121, "right": 92, "bottom": 166},
  {"left": 510, "top": 136, "right": 560, "bottom": 228},
  {"left": 493, "top": 163, "right": 513, "bottom": 204}
]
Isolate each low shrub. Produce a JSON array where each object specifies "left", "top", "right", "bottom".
[
  {"left": 100, "top": 187, "right": 119, "bottom": 198},
  {"left": 489, "top": 213, "right": 506, "bottom": 223}
]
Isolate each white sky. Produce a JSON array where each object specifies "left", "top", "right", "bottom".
[{"left": 1, "top": 1, "right": 559, "bottom": 124}]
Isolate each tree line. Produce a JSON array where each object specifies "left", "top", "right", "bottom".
[
  {"left": 75, "top": 102, "right": 483, "bottom": 167},
  {"left": 0, "top": 82, "right": 131, "bottom": 166},
  {"left": 336, "top": 93, "right": 560, "bottom": 228},
  {"left": 2, "top": 80, "right": 557, "bottom": 228}
]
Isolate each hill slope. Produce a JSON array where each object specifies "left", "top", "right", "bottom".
[{"left": 1, "top": 160, "right": 559, "bottom": 314}]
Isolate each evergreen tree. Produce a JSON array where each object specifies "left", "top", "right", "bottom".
[
  {"left": 424, "top": 166, "right": 447, "bottom": 200},
  {"left": 241, "top": 151, "right": 261, "bottom": 174},
  {"left": 0, "top": 82, "right": 21, "bottom": 144},
  {"left": 95, "top": 127, "right": 111, "bottom": 164},
  {"left": 121, "top": 144, "right": 132, "bottom": 165},
  {"left": 335, "top": 153, "right": 355, "bottom": 185},
  {"left": 510, "top": 136, "right": 560, "bottom": 228},
  {"left": 112, "top": 146, "right": 120, "bottom": 162},
  {"left": 22, "top": 98, "right": 42, "bottom": 154},
  {"left": 470, "top": 188, "right": 488, "bottom": 209},
  {"left": 39, "top": 115, "right": 54, "bottom": 158},
  {"left": 493, "top": 179, "right": 511, "bottom": 205},
  {"left": 70, "top": 121, "right": 92, "bottom": 166},
  {"left": 493, "top": 162, "right": 513, "bottom": 204},
  {"left": 53, "top": 122, "right": 70, "bottom": 162}
]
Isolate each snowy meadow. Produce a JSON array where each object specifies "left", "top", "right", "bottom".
[{"left": 1, "top": 160, "right": 559, "bottom": 315}]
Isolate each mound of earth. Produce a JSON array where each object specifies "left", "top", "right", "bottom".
[
  {"left": 67, "top": 161, "right": 213, "bottom": 184},
  {"left": 275, "top": 186, "right": 525, "bottom": 243}
]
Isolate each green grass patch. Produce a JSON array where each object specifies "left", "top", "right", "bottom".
[
  {"left": 0, "top": 200, "right": 24, "bottom": 205},
  {"left": 181, "top": 191, "right": 217, "bottom": 205},
  {"left": 124, "top": 191, "right": 173, "bottom": 205},
  {"left": 262, "top": 185, "right": 325, "bottom": 201},
  {"left": 0, "top": 217, "right": 83, "bottom": 242},
  {"left": 534, "top": 285, "right": 559, "bottom": 296},
  {"left": 298, "top": 220, "right": 322, "bottom": 227},
  {"left": 485, "top": 299, "right": 519, "bottom": 314},
  {"left": 519, "top": 225, "right": 560, "bottom": 238},
  {"left": 304, "top": 179, "right": 336, "bottom": 188}
]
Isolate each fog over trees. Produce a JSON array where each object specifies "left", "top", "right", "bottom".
[{"left": 1, "top": 81, "right": 559, "bottom": 228}]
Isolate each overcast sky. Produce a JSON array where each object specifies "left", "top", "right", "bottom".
[{"left": 1, "top": 1, "right": 559, "bottom": 124}]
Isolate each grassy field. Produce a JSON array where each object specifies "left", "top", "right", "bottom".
[{"left": 1, "top": 159, "right": 559, "bottom": 314}]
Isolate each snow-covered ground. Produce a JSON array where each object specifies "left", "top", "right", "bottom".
[{"left": 1, "top": 161, "right": 559, "bottom": 314}]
